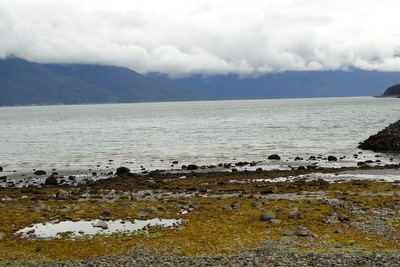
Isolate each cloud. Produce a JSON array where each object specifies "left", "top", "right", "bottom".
[{"left": 1, "top": 0, "right": 400, "bottom": 77}]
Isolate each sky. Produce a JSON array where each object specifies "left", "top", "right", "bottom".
[{"left": 1, "top": 0, "right": 400, "bottom": 77}]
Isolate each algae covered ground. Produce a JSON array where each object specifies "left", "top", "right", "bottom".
[{"left": 0, "top": 165, "right": 399, "bottom": 265}]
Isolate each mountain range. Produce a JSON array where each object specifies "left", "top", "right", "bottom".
[
  {"left": 0, "top": 57, "right": 214, "bottom": 106},
  {"left": 1, "top": 57, "right": 399, "bottom": 106}
]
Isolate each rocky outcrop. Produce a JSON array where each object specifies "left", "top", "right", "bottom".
[
  {"left": 358, "top": 120, "right": 400, "bottom": 151},
  {"left": 383, "top": 84, "right": 400, "bottom": 96}
]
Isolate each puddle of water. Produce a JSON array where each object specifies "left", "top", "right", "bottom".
[{"left": 16, "top": 218, "right": 181, "bottom": 239}]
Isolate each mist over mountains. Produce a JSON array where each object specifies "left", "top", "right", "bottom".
[
  {"left": 153, "top": 71, "right": 400, "bottom": 99},
  {"left": 1, "top": 57, "right": 399, "bottom": 106}
]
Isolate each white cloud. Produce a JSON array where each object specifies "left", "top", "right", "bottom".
[{"left": 1, "top": 0, "right": 400, "bottom": 77}]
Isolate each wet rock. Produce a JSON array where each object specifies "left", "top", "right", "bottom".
[
  {"left": 260, "top": 212, "right": 276, "bottom": 222},
  {"left": 116, "top": 166, "right": 130, "bottom": 176},
  {"left": 34, "top": 170, "right": 46, "bottom": 175},
  {"left": 186, "top": 164, "right": 199, "bottom": 170},
  {"left": 327, "top": 155, "right": 337, "bottom": 161},
  {"left": 0, "top": 166, "right": 3, "bottom": 172},
  {"left": 268, "top": 154, "right": 281, "bottom": 160},
  {"left": 172, "top": 160, "right": 179, "bottom": 164},
  {"left": 94, "top": 221, "right": 108, "bottom": 229},
  {"left": 55, "top": 190, "right": 69, "bottom": 200},
  {"left": 45, "top": 175, "right": 58, "bottom": 186}
]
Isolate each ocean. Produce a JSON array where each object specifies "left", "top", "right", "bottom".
[{"left": 0, "top": 96, "right": 399, "bottom": 173}]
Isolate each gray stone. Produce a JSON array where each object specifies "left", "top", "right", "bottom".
[
  {"left": 55, "top": 190, "right": 69, "bottom": 200},
  {"left": 296, "top": 230, "right": 309, "bottom": 237},
  {"left": 260, "top": 212, "right": 276, "bottom": 222},
  {"left": 94, "top": 221, "right": 108, "bottom": 229},
  {"left": 270, "top": 219, "right": 281, "bottom": 224},
  {"left": 0, "top": 232, "right": 5, "bottom": 240},
  {"left": 137, "top": 210, "right": 149, "bottom": 217}
]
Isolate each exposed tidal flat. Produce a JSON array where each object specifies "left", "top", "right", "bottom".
[{"left": 1, "top": 97, "right": 400, "bottom": 266}]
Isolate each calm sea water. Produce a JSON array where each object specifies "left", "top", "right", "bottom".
[{"left": 0, "top": 97, "right": 399, "bottom": 172}]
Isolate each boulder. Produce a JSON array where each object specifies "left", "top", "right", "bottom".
[
  {"left": 268, "top": 154, "right": 281, "bottom": 160},
  {"left": 34, "top": 170, "right": 46, "bottom": 175},
  {"left": 116, "top": 166, "right": 130, "bottom": 176},
  {"left": 327, "top": 155, "right": 337, "bottom": 161},
  {"left": 0, "top": 166, "right": 3, "bottom": 172},
  {"left": 55, "top": 190, "right": 69, "bottom": 200},
  {"left": 186, "top": 164, "right": 199, "bottom": 170},
  {"left": 44, "top": 175, "right": 58, "bottom": 186},
  {"left": 358, "top": 120, "right": 400, "bottom": 152}
]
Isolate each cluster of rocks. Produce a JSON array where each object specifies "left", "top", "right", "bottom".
[{"left": 358, "top": 120, "right": 400, "bottom": 151}]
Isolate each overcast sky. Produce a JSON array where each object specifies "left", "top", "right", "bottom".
[{"left": 1, "top": 0, "right": 400, "bottom": 77}]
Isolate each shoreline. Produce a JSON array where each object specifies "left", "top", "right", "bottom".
[{"left": 1, "top": 151, "right": 399, "bottom": 188}]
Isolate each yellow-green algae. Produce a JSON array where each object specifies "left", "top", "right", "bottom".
[{"left": 0, "top": 166, "right": 399, "bottom": 262}]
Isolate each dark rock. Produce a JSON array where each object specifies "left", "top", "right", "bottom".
[
  {"left": 358, "top": 120, "right": 400, "bottom": 152},
  {"left": 0, "top": 166, "right": 2, "bottom": 172},
  {"left": 327, "top": 156, "right": 337, "bottom": 161},
  {"left": 92, "top": 172, "right": 97, "bottom": 176},
  {"left": 101, "top": 209, "right": 112, "bottom": 217},
  {"left": 268, "top": 154, "right": 281, "bottom": 160},
  {"left": 172, "top": 160, "right": 179, "bottom": 164},
  {"left": 256, "top": 167, "right": 263, "bottom": 172},
  {"left": 116, "top": 166, "right": 130, "bottom": 176},
  {"left": 297, "top": 166, "right": 306, "bottom": 170},
  {"left": 231, "top": 168, "right": 238, "bottom": 173},
  {"left": 186, "top": 164, "right": 199, "bottom": 170},
  {"left": 0, "top": 176, "right": 6, "bottom": 181},
  {"left": 34, "top": 170, "right": 46, "bottom": 175},
  {"left": 44, "top": 175, "right": 58, "bottom": 186}
]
